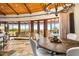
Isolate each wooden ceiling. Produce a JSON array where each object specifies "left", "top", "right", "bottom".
[{"left": 0, "top": 3, "right": 65, "bottom": 15}]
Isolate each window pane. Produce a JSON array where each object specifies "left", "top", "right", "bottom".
[
  {"left": 20, "top": 24, "right": 29, "bottom": 32},
  {"left": 20, "top": 24, "right": 25, "bottom": 32},
  {"left": 9, "top": 24, "right": 18, "bottom": 36},
  {"left": 34, "top": 22, "right": 37, "bottom": 33},
  {"left": 47, "top": 23, "right": 51, "bottom": 30},
  {"left": 40, "top": 21, "right": 44, "bottom": 36}
]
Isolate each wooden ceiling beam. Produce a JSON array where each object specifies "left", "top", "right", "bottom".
[
  {"left": 0, "top": 10, "right": 6, "bottom": 15},
  {"left": 6, "top": 3, "right": 19, "bottom": 15},
  {"left": 23, "top": 3, "right": 31, "bottom": 14},
  {"left": 40, "top": 4, "right": 47, "bottom": 12}
]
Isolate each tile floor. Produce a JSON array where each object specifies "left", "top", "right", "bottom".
[{"left": 0, "top": 39, "right": 33, "bottom": 56}]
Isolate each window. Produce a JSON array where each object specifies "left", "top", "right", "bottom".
[
  {"left": 20, "top": 23, "right": 29, "bottom": 32},
  {"left": 9, "top": 23, "right": 18, "bottom": 36},
  {"left": 47, "top": 19, "right": 60, "bottom": 37},
  {"left": 34, "top": 21, "right": 37, "bottom": 33},
  {"left": 40, "top": 21, "right": 44, "bottom": 36}
]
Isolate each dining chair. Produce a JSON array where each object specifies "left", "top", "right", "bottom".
[
  {"left": 35, "top": 33, "right": 40, "bottom": 48},
  {"left": 29, "top": 37, "right": 52, "bottom": 56},
  {"left": 66, "top": 47, "right": 79, "bottom": 56},
  {"left": 67, "top": 33, "right": 77, "bottom": 40},
  {"left": 29, "top": 37, "right": 37, "bottom": 56}
]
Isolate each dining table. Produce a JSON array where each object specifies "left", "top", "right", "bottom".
[{"left": 39, "top": 37, "right": 79, "bottom": 53}]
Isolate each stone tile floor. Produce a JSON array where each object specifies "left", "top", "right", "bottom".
[{"left": 0, "top": 39, "right": 33, "bottom": 56}]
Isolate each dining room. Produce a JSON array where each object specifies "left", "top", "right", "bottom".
[{"left": 0, "top": 3, "right": 79, "bottom": 56}]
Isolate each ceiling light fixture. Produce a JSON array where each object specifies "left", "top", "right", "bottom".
[{"left": 45, "top": 3, "right": 74, "bottom": 16}]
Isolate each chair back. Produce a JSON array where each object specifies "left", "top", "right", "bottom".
[
  {"left": 35, "top": 33, "right": 40, "bottom": 40},
  {"left": 29, "top": 37, "right": 37, "bottom": 56},
  {"left": 67, "top": 47, "right": 79, "bottom": 56},
  {"left": 67, "top": 33, "right": 77, "bottom": 40},
  {"left": 35, "top": 33, "right": 40, "bottom": 47}
]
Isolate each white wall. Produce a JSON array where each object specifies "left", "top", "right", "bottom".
[
  {"left": 74, "top": 4, "right": 79, "bottom": 41},
  {"left": 59, "top": 12, "right": 69, "bottom": 38},
  {"left": 59, "top": 6, "right": 74, "bottom": 39}
]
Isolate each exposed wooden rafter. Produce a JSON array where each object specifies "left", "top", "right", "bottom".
[
  {"left": 23, "top": 3, "right": 31, "bottom": 14},
  {"left": 0, "top": 10, "right": 6, "bottom": 15},
  {"left": 40, "top": 4, "right": 47, "bottom": 12},
  {"left": 6, "top": 3, "right": 19, "bottom": 15}
]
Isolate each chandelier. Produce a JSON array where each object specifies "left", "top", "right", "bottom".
[{"left": 45, "top": 3, "right": 74, "bottom": 16}]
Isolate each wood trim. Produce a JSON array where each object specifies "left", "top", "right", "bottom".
[
  {"left": 40, "top": 4, "right": 46, "bottom": 11},
  {"left": 44, "top": 19, "right": 48, "bottom": 37},
  {"left": 0, "top": 10, "right": 6, "bottom": 15},
  {"left": 30, "top": 21, "right": 34, "bottom": 36},
  {"left": 18, "top": 21, "right": 20, "bottom": 35},
  {"left": 5, "top": 22, "right": 9, "bottom": 33},
  {"left": 23, "top": 3, "right": 31, "bottom": 14},
  {"left": 6, "top": 3, "right": 19, "bottom": 15},
  {"left": 37, "top": 20, "right": 40, "bottom": 34}
]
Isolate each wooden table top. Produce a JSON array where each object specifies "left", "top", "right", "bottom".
[{"left": 39, "top": 38, "right": 79, "bottom": 53}]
